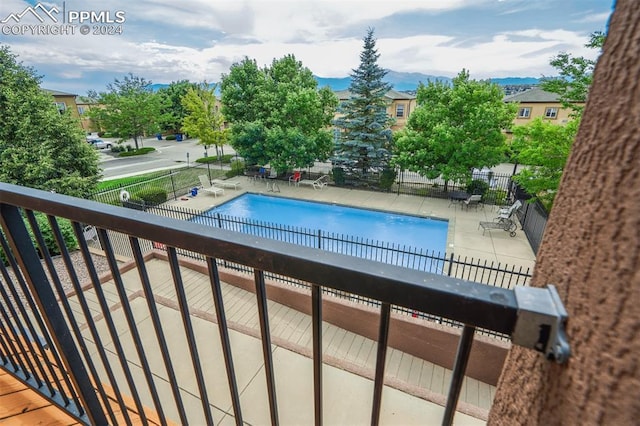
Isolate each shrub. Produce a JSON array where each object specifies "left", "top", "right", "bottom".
[
  {"left": 226, "top": 159, "right": 245, "bottom": 178},
  {"left": 332, "top": 167, "right": 345, "bottom": 186},
  {"left": 119, "top": 147, "right": 155, "bottom": 157},
  {"left": 134, "top": 188, "right": 167, "bottom": 206},
  {"left": 379, "top": 168, "right": 396, "bottom": 191},
  {"left": 484, "top": 189, "right": 508, "bottom": 206},
  {"left": 197, "top": 153, "right": 235, "bottom": 164},
  {"left": 122, "top": 196, "right": 146, "bottom": 210},
  {"left": 1, "top": 213, "right": 77, "bottom": 265},
  {"left": 196, "top": 156, "right": 218, "bottom": 164},
  {"left": 110, "top": 145, "right": 125, "bottom": 153},
  {"left": 165, "top": 134, "right": 176, "bottom": 140},
  {"left": 466, "top": 179, "right": 489, "bottom": 195}
]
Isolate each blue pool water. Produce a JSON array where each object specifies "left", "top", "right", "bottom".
[{"left": 199, "top": 193, "right": 448, "bottom": 256}]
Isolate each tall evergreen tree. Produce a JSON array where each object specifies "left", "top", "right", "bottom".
[{"left": 333, "top": 28, "right": 393, "bottom": 179}]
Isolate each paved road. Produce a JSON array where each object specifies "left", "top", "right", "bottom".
[{"left": 98, "top": 137, "right": 236, "bottom": 180}]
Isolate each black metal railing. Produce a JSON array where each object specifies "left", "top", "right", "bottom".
[{"left": 0, "top": 183, "right": 568, "bottom": 426}]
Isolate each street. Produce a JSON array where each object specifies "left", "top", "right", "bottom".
[{"left": 98, "top": 137, "right": 236, "bottom": 180}]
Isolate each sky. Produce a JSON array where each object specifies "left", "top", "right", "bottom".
[{"left": 0, "top": 0, "right": 614, "bottom": 96}]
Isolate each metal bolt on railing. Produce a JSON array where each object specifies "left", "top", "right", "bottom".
[{"left": 512, "top": 285, "right": 571, "bottom": 363}]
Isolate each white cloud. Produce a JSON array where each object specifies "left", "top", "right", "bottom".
[
  {"left": 0, "top": 0, "right": 613, "bottom": 92},
  {"left": 572, "top": 11, "right": 611, "bottom": 24}
]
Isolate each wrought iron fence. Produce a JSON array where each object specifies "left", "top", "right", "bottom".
[
  {"left": 92, "top": 164, "right": 228, "bottom": 206},
  {"left": 141, "top": 203, "right": 532, "bottom": 290}
]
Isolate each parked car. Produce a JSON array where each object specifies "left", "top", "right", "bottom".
[
  {"left": 89, "top": 139, "right": 111, "bottom": 149},
  {"left": 86, "top": 132, "right": 100, "bottom": 142}
]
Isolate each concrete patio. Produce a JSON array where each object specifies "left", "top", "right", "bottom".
[{"left": 71, "top": 256, "right": 493, "bottom": 425}]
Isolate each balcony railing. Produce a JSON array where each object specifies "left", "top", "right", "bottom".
[{"left": 0, "top": 182, "right": 570, "bottom": 425}]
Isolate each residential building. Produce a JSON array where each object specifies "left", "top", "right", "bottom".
[
  {"left": 334, "top": 89, "right": 417, "bottom": 130},
  {"left": 43, "top": 89, "right": 80, "bottom": 119},
  {"left": 75, "top": 100, "right": 101, "bottom": 132},
  {"left": 503, "top": 86, "right": 584, "bottom": 126},
  {"left": 44, "top": 89, "right": 101, "bottom": 132}
]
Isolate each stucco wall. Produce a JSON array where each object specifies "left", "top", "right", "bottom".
[{"left": 489, "top": 1, "right": 640, "bottom": 424}]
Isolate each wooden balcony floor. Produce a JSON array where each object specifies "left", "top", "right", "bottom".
[{"left": 0, "top": 369, "right": 79, "bottom": 425}]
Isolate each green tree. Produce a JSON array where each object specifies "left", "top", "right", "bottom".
[
  {"left": 220, "top": 57, "right": 265, "bottom": 124},
  {"left": 512, "top": 31, "right": 605, "bottom": 208},
  {"left": 333, "top": 28, "right": 393, "bottom": 179},
  {"left": 394, "top": 70, "right": 516, "bottom": 188},
  {"left": 181, "top": 83, "right": 229, "bottom": 155},
  {"left": 0, "top": 45, "right": 99, "bottom": 197},
  {"left": 221, "top": 55, "right": 337, "bottom": 172},
  {"left": 90, "top": 73, "right": 168, "bottom": 149},
  {"left": 541, "top": 31, "right": 605, "bottom": 115},
  {"left": 157, "top": 80, "right": 198, "bottom": 133},
  {"left": 511, "top": 118, "right": 578, "bottom": 208}
]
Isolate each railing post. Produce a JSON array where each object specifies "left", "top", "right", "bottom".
[
  {"left": 317, "top": 229, "right": 322, "bottom": 250},
  {"left": 442, "top": 325, "right": 476, "bottom": 426},
  {"left": 0, "top": 204, "right": 107, "bottom": 425},
  {"left": 447, "top": 252, "right": 455, "bottom": 276},
  {"left": 170, "top": 170, "right": 177, "bottom": 200}
]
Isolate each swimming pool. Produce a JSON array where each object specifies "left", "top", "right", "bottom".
[{"left": 198, "top": 193, "right": 448, "bottom": 257}]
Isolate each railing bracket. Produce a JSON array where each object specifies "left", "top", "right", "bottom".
[{"left": 512, "top": 285, "right": 571, "bottom": 363}]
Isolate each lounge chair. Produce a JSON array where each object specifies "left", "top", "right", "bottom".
[
  {"left": 462, "top": 194, "right": 483, "bottom": 210},
  {"left": 497, "top": 200, "right": 522, "bottom": 218},
  {"left": 211, "top": 178, "right": 241, "bottom": 190},
  {"left": 299, "top": 175, "right": 328, "bottom": 190},
  {"left": 288, "top": 171, "right": 301, "bottom": 186},
  {"left": 198, "top": 175, "right": 225, "bottom": 197},
  {"left": 479, "top": 200, "right": 522, "bottom": 237}
]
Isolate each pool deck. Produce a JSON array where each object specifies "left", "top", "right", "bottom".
[{"left": 164, "top": 176, "right": 536, "bottom": 272}]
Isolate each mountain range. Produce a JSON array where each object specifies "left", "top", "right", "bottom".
[
  {"left": 148, "top": 70, "right": 542, "bottom": 93},
  {"left": 315, "top": 71, "right": 542, "bottom": 91}
]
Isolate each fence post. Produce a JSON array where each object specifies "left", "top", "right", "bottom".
[
  {"left": 216, "top": 212, "right": 223, "bottom": 229},
  {"left": 170, "top": 171, "right": 177, "bottom": 200},
  {"left": 447, "top": 252, "right": 455, "bottom": 276},
  {"left": 317, "top": 229, "right": 322, "bottom": 250}
]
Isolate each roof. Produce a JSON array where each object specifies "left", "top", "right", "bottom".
[
  {"left": 334, "top": 89, "right": 416, "bottom": 101},
  {"left": 503, "top": 87, "right": 561, "bottom": 103},
  {"left": 43, "top": 88, "right": 78, "bottom": 97}
]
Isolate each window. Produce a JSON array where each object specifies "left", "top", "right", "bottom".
[
  {"left": 517, "top": 107, "right": 531, "bottom": 118},
  {"left": 396, "top": 104, "right": 405, "bottom": 118},
  {"left": 77, "top": 106, "right": 85, "bottom": 115},
  {"left": 544, "top": 107, "right": 558, "bottom": 119},
  {"left": 55, "top": 102, "right": 67, "bottom": 114}
]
